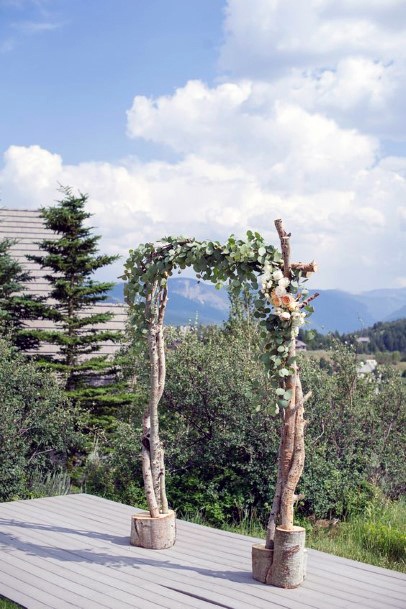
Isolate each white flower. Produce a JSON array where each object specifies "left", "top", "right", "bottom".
[
  {"left": 279, "top": 311, "right": 291, "bottom": 321},
  {"left": 272, "top": 269, "right": 284, "bottom": 281},
  {"left": 291, "top": 311, "right": 306, "bottom": 327},
  {"left": 274, "top": 285, "right": 286, "bottom": 297},
  {"left": 278, "top": 277, "right": 290, "bottom": 289}
]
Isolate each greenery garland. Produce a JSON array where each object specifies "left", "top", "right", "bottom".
[{"left": 123, "top": 231, "right": 315, "bottom": 412}]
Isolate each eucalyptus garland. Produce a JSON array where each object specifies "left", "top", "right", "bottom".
[{"left": 122, "top": 231, "right": 315, "bottom": 413}]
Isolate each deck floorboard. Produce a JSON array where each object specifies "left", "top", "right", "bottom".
[{"left": 0, "top": 494, "right": 404, "bottom": 609}]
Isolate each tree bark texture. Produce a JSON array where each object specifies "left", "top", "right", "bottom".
[
  {"left": 270, "top": 526, "right": 306, "bottom": 588},
  {"left": 256, "top": 219, "right": 315, "bottom": 587},
  {"left": 269, "top": 219, "right": 308, "bottom": 536},
  {"left": 141, "top": 282, "right": 170, "bottom": 519}
]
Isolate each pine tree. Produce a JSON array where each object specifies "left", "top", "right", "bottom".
[
  {"left": 0, "top": 236, "right": 48, "bottom": 350},
  {"left": 27, "top": 187, "right": 126, "bottom": 425}
]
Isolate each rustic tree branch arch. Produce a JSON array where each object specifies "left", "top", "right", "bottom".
[{"left": 123, "top": 219, "right": 318, "bottom": 586}]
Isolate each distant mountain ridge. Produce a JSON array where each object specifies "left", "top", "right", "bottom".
[{"left": 107, "top": 280, "right": 406, "bottom": 334}]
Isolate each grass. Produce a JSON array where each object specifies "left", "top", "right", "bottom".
[
  {"left": 183, "top": 496, "right": 406, "bottom": 573},
  {"left": 0, "top": 598, "right": 24, "bottom": 609},
  {"left": 298, "top": 498, "right": 405, "bottom": 573}
]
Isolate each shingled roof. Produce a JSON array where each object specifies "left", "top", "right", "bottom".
[{"left": 0, "top": 208, "right": 127, "bottom": 357}]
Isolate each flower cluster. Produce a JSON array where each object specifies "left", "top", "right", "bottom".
[{"left": 261, "top": 266, "right": 306, "bottom": 333}]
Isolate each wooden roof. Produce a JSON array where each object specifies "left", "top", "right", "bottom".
[
  {"left": 0, "top": 209, "right": 126, "bottom": 357},
  {"left": 0, "top": 494, "right": 404, "bottom": 609}
]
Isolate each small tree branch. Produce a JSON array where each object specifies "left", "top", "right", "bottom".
[
  {"left": 274, "top": 219, "right": 291, "bottom": 278},
  {"left": 291, "top": 261, "right": 318, "bottom": 276},
  {"left": 303, "top": 391, "right": 312, "bottom": 403},
  {"left": 299, "top": 292, "right": 320, "bottom": 308},
  {"left": 159, "top": 445, "right": 169, "bottom": 514},
  {"left": 141, "top": 444, "right": 160, "bottom": 518},
  {"left": 280, "top": 375, "right": 306, "bottom": 529},
  {"left": 265, "top": 429, "right": 284, "bottom": 549}
]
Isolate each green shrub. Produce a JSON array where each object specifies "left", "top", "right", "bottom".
[{"left": 0, "top": 337, "right": 83, "bottom": 501}]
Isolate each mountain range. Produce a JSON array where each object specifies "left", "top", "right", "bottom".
[{"left": 107, "top": 280, "right": 406, "bottom": 334}]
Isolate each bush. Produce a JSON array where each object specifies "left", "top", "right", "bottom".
[
  {"left": 87, "top": 320, "right": 405, "bottom": 525},
  {"left": 0, "top": 338, "right": 83, "bottom": 501},
  {"left": 160, "top": 323, "right": 280, "bottom": 525},
  {"left": 299, "top": 342, "right": 406, "bottom": 518}
]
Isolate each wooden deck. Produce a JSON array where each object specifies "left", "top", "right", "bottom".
[{"left": 0, "top": 494, "right": 404, "bottom": 609}]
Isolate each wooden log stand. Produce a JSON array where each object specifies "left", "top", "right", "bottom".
[
  {"left": 252, "top": 526, "right": 306, "bottom": 588},
  {"left": 130, "top": 510, "right": 176, "bottom": 550}
]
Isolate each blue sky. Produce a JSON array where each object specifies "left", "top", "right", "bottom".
[
  {"left": 1, "top": 0, "right": 223, "bottom": 162},
  {"left": 1, "top": 0, "right": 405, "bottom": 292}
]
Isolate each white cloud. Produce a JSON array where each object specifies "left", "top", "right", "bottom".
[
  {"left": 220, "top": 0, "right": 406, "bottom": 72},
  {"left": 127, "top": 81, "right": 377, "bottom": 192},
  {"left": 1, "top": 143, "right": 405, "bottom": 292},
  {"left": 219, "top": 0, "right": 406, "bottom": 139},
  {"left": 12, "top": 20, "right": 64, "bottom": 33}
]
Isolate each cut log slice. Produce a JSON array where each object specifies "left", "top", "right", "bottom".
[
  {"left": 270, "top": 526, "right": 306, "bottom": 589},
  {"left": 130, "top": 510, "right": 176, "bottom": 549},
  {"left": 252, "top": 544, "right": 274, "bottom": 584}
]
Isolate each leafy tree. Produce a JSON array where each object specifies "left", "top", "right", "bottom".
[
  {"left": 26, "top": 187, "right": 124, "bottom": 423},
  {"left": 0, "top": 236, "right": 47, "bottom": 350},
  {"left": 299, "top": 341, "right": 406, "bottom": 517},
  {"left": 0, "top": 336, "right": 83, "bottom": 501},
  {"left": 347, "top": 319, "right": 406, "bottom": 355}
]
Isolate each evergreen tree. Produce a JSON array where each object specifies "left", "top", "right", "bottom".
[
  {"left": 27, "top": 188, "right": 125, "bottom": 424},
  {"left": 0, "top": 236, "right": 47, "bottom": 350}
]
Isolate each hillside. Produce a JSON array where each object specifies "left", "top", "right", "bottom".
[
  {"left": 346, "top": 318, "right": 406, "bottom": 353},
  {"left": 107, "top": 280, "right": 406, "bottom": 333}
]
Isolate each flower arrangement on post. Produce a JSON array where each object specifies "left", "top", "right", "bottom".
[
  {"left": 123, "top": 220, "right": 318, "bottom": 569},
  {"left": 252, "top": 220, "right": 318, "bottom": 588}
]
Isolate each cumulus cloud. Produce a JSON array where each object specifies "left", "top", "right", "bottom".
[
  {"left": 220, "top": 0, "right": 406, "bottom": 139},
  {"left": 220, "top": 0, "right": 406, "bottom": 72},
  {"left": 127, "top": 81, "right": 377, "bottom": 191},
  {"left": 1, "top": 142, "right": 404, "bottom": 292}
]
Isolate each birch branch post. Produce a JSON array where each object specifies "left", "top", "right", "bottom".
[
  {"left": 252, "top": 219, "right": 318, "bottom": 588},
  {"left": 130, "top": 281, "right": 176, "bottom": 549}
]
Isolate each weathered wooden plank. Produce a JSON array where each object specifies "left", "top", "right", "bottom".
[
  {"left": 0, "top": 547, "right": 207, "bottom": 609},
  {"left": 1, "top": 495, "right": 405, "bottom": 609},
  {"left": 0, "top": 498, "right": 388, "bottom": 606},
  {"left": 8, "top": 494, "right": 405, "bottom": 606},
  {"left": 0, "top": 513, "right": 288, "bottom": 609},
  {"left": 0, "top": 581, "right": 56, "bottom": 609},
  {"left": 0, "top": 502, "right": 306, "bottom": 609},
  {"left": 0, "top": 559, "right": 109, "bottom": 609},
  {"left": 25, "top": 494, "right": 406, "bottom": 598}
]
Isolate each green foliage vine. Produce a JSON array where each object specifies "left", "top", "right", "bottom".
[{"left": 123, "top": 231, "right": 314, "bottom": 411}]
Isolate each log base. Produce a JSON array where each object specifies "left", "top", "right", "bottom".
[
  {"left": 252, "top": 526, "right": 307, "bottom": 588},
  {"left": 252, "top": 544, "right": 274, "bottom": 584},
  {"left": 130, "top": 510, "right": 176, "bottom": 550}
]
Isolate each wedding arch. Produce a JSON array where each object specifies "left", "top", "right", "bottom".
[{"left": 123, "top": 219, "right": 318, "bottom": 587}]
